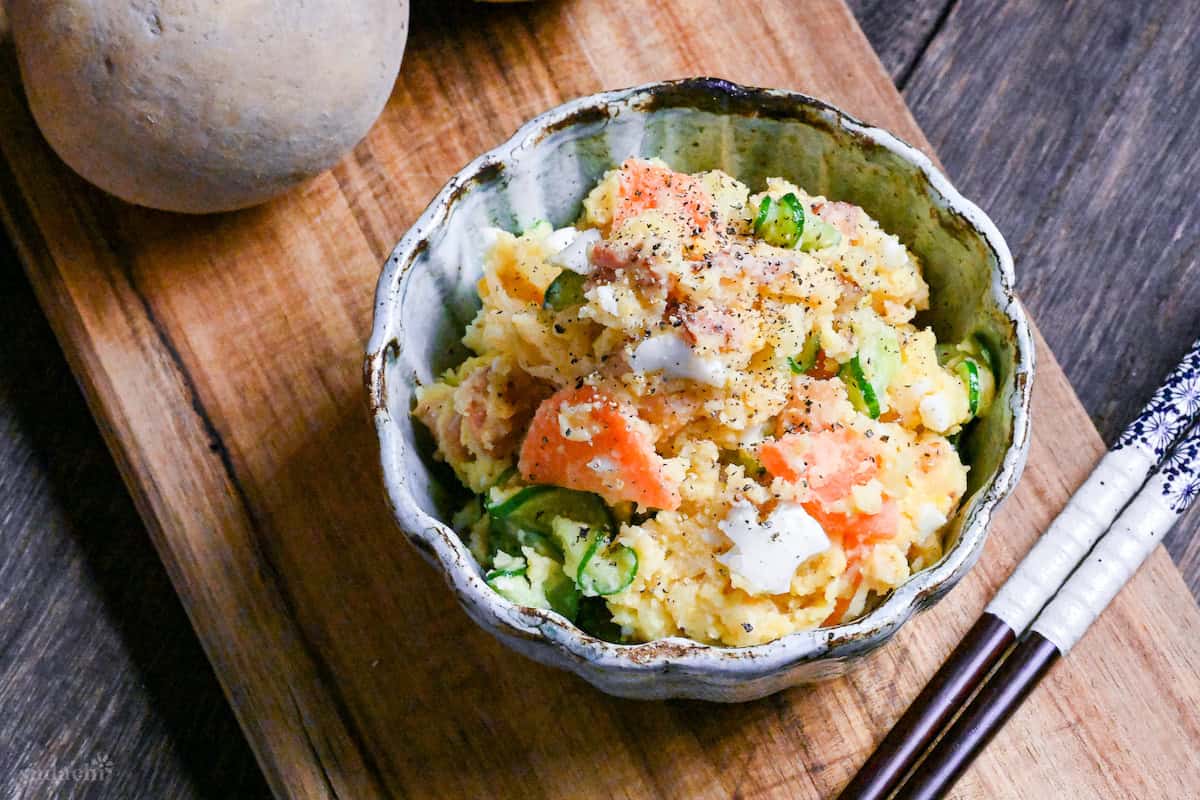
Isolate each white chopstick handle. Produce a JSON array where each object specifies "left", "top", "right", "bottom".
[
  {"left": 986, "top": 448, "right": 1152, "bottom": 631},
  {"left": 986, "top": 338, "right": 1199, "bottom": 633},
  {"left": 1031, "top": 479, "right": 1177, "bottom": 652},
  {"left": 1032, "top": 428, "right": 1200, "bottom": 654}
]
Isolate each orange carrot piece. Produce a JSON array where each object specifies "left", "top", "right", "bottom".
[
  {"left": 518, "top": 385, "right": 681, "bottom": 510},
  {"left": 759, "top": 428, "right": 879, "bottom": 504},
  {"left": 612, "top": 158, "right": 714, "bottom": 233}
]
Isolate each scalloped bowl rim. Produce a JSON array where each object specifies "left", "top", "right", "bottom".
[{"left": 366, "top": 78, "right": 1034, "bottom": 682}]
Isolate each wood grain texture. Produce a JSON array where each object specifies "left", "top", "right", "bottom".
[
  {"left": 895, "top": 0, "right": 1200, "bottom": 600},
  {"left": 0, "top": 2, "right": 1197, "bottom": 800},
  {"left": 0, "top": 236, "right": 270, "bottom": 799},
  {"left": 846, "top": 0, "right": 956, "bottom": 88}
]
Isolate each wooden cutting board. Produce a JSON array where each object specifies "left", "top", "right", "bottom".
[{"left": 2, "top": 1, "right": 1199, "bottom": 797}]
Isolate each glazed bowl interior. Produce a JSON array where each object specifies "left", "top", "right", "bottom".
[{"left": 369, "top": 78, "right": 1032, "bottom": 700}]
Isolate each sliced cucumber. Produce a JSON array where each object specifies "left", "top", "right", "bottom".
[
  {"left": 488, "top": 486, "right": 613, "bottom": 538},
  {"left": 857, "top": 323, "right": 901, "bottom": 397},
  {"left": 787, "top": 332, "right": 821, "bottom": 375},
  {"left": 551, "top": 517, "right": 637, "bottom": 597},
  {"left": 485, "top": 551, "right": 539, "bottom": 606},
  {"left": 938, "top": 337, "right": 997, "bottom": 419},
  {"left": 486, "top": 485, "right": 628, "bottom": 607},
  {"left": 579, "top": 542, "right": 639, "bottom": 596},
  {"left": 551, "top": 516, "right": 596, "bottom": 579},
  {"left": 486, "top": 510, "right": 558, "bottom": 560},
  {"left": 486, "top": 550, "right": 528, "bottom": 580},
  {"left": 956, "top": 358, "right": 981, "bottom": 416},
  {"left": 486, "top": 549, "right": 582, "bottom": 621},
  {"left": 973, "top": 333, "right": 998, "bottom": 374},
  {"left": 543, "top": 568, "right": 582, "bottom": 621},
  {"left": 486, "top": 570, "right": 539, "bottom": 605},
  {"left": 542, "top": 269, "right": 588, "bottom": 311},
  {"left": 842, "top": 318, "right": 901, "bottom": 418},
  {"left": 840, "top": 356, "right": 881, "bottom": 419},
  {"left": 722, "top": 448, "right": 766, "bottom": 478},
  {"left": 753, "top": 193, "right": 805, "bottom": 248},
  {"left": 799, "top": 215, "right": 841, "bottom": 251}
]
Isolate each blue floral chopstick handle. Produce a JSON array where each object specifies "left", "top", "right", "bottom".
[
  {"left": 1161, "top": 426, "right": 1200, "bottom": 514},
  {"left": 1114, "top": 337, "right": 1200, "bottom": 458},
  {"left": 988, "top": 337, "right": 1200, "bottom": 632}
]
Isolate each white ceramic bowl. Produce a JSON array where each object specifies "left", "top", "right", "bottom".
[{"left": 366, "top": 78, "right": 1034, "bottom": 701}]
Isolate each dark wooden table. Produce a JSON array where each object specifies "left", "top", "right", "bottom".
[{"left": 1, "top": 1, "right": 1197, "bottom": 797}]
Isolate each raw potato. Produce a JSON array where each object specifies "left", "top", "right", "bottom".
[{"left": 8, "top": 1, "right": 409, "bottom": 213}]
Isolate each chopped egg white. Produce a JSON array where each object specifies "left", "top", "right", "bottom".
[
  {"left": 737, "top": 421, "right": 773, "bottom": 448},
  {"left": 549, "top": 228, "right": 601, "bottom": 274},
  {"left": 717, "top": 501, "right": 830, "bottom": 595},
  {"left": 544, "top": 226, "right": 579, "bottom": 253},
  {"left": 630, "top": 333, "right": 728, "bottom": 387},
  {"left": 593, "top": 284, "right": 620, "bottom": 315},
  {"left": 919, "top": 393, "right": 954, "bottom": 432},
  {"left": 914, "top": 502, "right": 948, "bottom": 539},
  {"left": 880, "top": 235, "right": 908, "bottom": 269}
]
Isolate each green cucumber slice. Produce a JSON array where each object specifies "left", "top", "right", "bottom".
[
  {"left": 488, "top": 486, "right": 629, "bottom": 603},
  {"left": 487, "top": 485, "right": 555, "bottom": 521},
  {"left": 842, "top": 318, "right": 900, "bottom": 418},
  {"left": 972, "top": 333, "right": 998, "bottom": 374},
  {"left": 486, "top": 570, "right": 539, "bottom": 606},
  {"left": 857, "top": 324, "right": 901, "bottom": 397},
  {"left": 542, "top": 269, "right": 587, "bottom": 311},
  {"left": 485, "top": 551, "right": 538, "bottom": 605},
  {"left": 485, "top": 550, "right": 580, "bottom": 621},
  {"left": 787, "top": 332, "right": 821, "bottom": 374},
  {"left": 487, "top": 486, "right": 613, "bottom": 537},
  {"left": 722, "top": 448, "right": 766, "bottom": 478},
  {"left": 578, "top": 542, "right": 639, "bottom": 596},
  {"left": 550, "top": 517, "right": 637, "bottom": 597},
  {"left": 938, "top": 337, "right": 997, "bottom": 419},
  {"left": 799, "top": 215, "right": 841, "bottom": 251},
  {"left": 543, "top": 569, "right": 582, "bottom": 620},
  {"left": 753, "top": 193, "right": 805, "bottom": 248},
  {"left": 485, "top": 551, "right": 527, "bottom": 581},
  {"left": 956, "top": 358, "right": 981, "bottom": 416},
  {"left": 550, "top": 517, "right": 595, "bottom": 579},
  {"left": 485, "top": 512, "right": 558, "bottom": 560},
  {"left": 841, "top": 356, "right": 881, "bottom": 419}
]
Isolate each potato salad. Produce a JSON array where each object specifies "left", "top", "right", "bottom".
[{"left": 413, "top": 158, "right": 995, "bottom": 646}]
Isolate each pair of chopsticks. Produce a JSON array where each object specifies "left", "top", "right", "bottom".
[{"left": 839, "top": 338, "right": 1200, "bottom": 800}]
